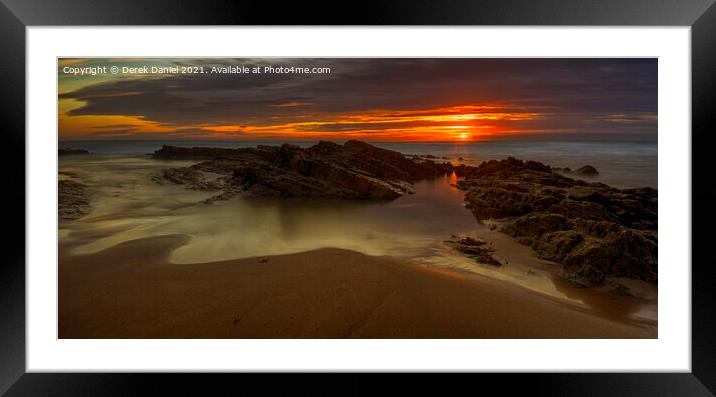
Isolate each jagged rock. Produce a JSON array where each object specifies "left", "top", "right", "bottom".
[
  {"left": 458, "top": 158, "right": 655, "bottom": 229},
  {"left": 458, "top": 157, "right": 657, "bottom": 285},
  {"left": 59, "top": 148, "right": 89, "bottom": 156},
  {"left": 553, "top": 165, "right": 598, "bottom": 177},
  {"left": 152, "top": 145, "right": 250, "bottom": 160},
  {"left": 574, "top": 165, "right": 599, "bottom": 176},
  {"left": 152, "top": 141, "right": 453, "bottom": 201},
  {"left": 59, "top": 180, "right": 90, "bottom": 219},
  {"left": 153, "top": 168, "right": 225, "bottom": 191},
  {"left": 446, "top": 235, "right": 502, "bottom": 266},
  {"left": 501, "top": 213, "right": 572, "bottom": 239}
]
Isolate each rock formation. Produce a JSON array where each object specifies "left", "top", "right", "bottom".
[
  {"left": 553, "top": 165, "right": 600, "bottom": 177},
  {"left": 446, "top": 235, "right": 502, "bottom": 266},
  {"left": 574, "top": 165, "right": 599, "bottom": 176},
  {"left": 151, "top": 167, "right": 226, "bottom": 191},
  {"left": 153, "top": 141, "right": 453, "bottom": 200},
  {"left": 457, "top": 157, "right": 657, "bottom": 286},
  {"left": 59, "top": 179, "right": 90, "bottom": 219}
]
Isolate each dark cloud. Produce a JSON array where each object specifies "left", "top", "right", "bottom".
[{"left": 90, "top": 124, "right": 144, "bottom": 129}]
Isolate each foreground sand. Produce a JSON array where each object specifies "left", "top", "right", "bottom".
[{"left": 59, "top": 235, "right": 655, "bottom": 338}]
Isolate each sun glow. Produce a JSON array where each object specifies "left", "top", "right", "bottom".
[
  {"left": 59, "top": 101, "right": 540, "bottom": 142},
  {"left": 192, "top": 105, "right": 537, "bottom": 141}
]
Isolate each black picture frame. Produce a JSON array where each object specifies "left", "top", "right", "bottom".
[{"left": 2, "top": 0, "right": 715, "bottom": 395}]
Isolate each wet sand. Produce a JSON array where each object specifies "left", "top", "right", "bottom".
[
  {"left": 59, "top": 234, "right": 655, "bottom": 339},
  {"left": 470, "top": 227, "right": 658, "bottom": 326}
]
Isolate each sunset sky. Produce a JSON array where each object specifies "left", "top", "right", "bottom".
[{"left": 58, "top": 58, "right": 657, "bottom": 142}]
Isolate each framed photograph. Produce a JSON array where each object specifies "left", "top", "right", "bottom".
[{"left": 2, "top": 0, "right": 715, "bottom": 395}]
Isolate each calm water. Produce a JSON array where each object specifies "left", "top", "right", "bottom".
[
  {"left": 59, "top": 156, "right": 475, "bottom": 263},
  {"left": 60, "top": 139, "right": 657, "bottom": 188}
]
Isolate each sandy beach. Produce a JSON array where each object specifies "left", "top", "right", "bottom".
[{"left": 59, "top": 234, "right": 655, "bottom": 339}]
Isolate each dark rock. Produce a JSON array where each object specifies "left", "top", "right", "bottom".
[
  {"left": 574, "top": 165, "right": 599, "bottom": 176},
  {"left": 458, "top": 157, "right": 657, "bottom": 285},
  {"left": 446, "top": 235, "right": 502, "bottom": 266},
  {"left": 59, "top": 148, "right": 89, "bottom": 156},
  {"left": 59, "top": 179, "right": 90, "bottom": 219},
  {"left": 153, "top": 140, "right": 453, "bottom": 200},
  {"left": 153, "top": 168, "right": 225, "bottom": 191},
  {"left": 152, "top": 145, "right": 254, "bottom": 160},
  {"left": 455, "top": 236, "right": 486, "bottom": 247},
  {"left": 502, "top": 213, "right": 571, "bottom": 237}
]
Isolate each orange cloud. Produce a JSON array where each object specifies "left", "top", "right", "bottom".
[
  {"left": 195, "top": 104, "right": 540, "bottom": 141},
  {"left": 270, "top": 102, "right": 312, "bottom": 108}
]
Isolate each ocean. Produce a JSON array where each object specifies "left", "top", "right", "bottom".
[{"left": 60, "top": 139, "right": 658, "bottom": 189}]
